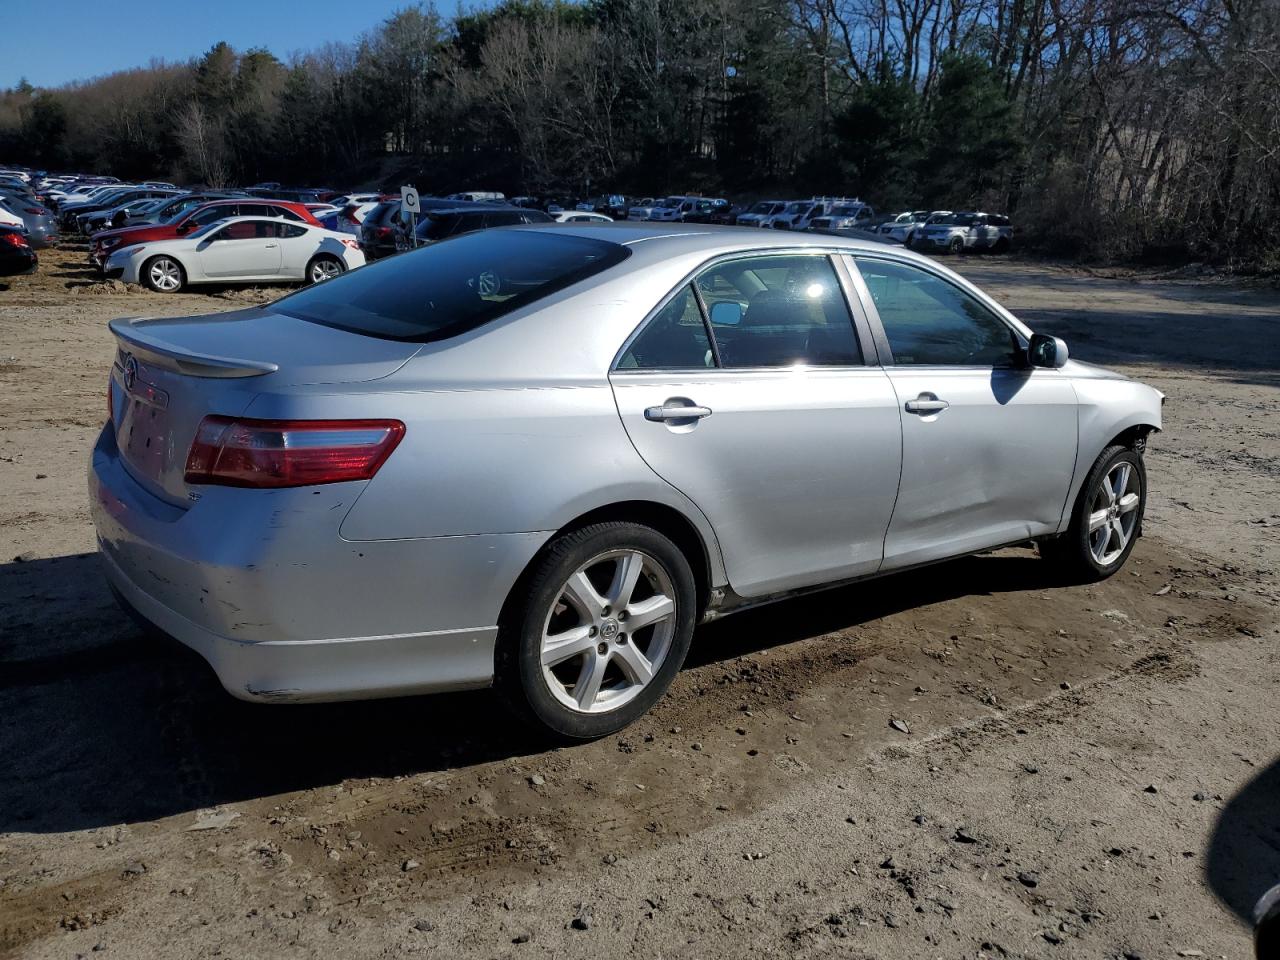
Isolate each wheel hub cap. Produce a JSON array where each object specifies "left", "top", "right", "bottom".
[{"left": 539, "top": 549, "right": 678, "bottom": 714}]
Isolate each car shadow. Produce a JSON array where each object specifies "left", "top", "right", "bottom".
[
  {"left": 1206, "top": 757, "right": 1280, "bottom": 943},
  {"left": 2, "top": 546, "right": 1081, "bottom": 835}
]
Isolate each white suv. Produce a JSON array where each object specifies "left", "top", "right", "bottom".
[{"left": 915, "top": 212, "right": 1013, "bottom": 254}]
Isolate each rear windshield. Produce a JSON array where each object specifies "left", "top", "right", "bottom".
[{"left": 268, "top": 230, "right": 631, "bottom": 343}]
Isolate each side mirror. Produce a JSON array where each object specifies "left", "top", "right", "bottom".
[
  {"left": 1028, "top": 332, "right": 1069, "bottom": 368},
  {"left": 709, "top": 301, "right": 743, "bottom": 326}
]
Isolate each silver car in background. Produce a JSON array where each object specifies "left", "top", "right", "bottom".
[{"left": 90, "top": 224, "right": 1162, "bottom": 739}]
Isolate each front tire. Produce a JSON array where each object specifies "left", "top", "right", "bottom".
[
  {"left": 142, "top": 256, "right": 185, "bottom": 293},
  {"left": 1041, "top": 444, "right": 1146, "bottom": 581},
  {"left": 495, "top": 522, "right": 697, "bottom": 740},
  {"left": 949, "top": 237, "right": 964, "bottom": 255},
  {"left": 307, "top": 254, "right": 345, "bottom": 284}
]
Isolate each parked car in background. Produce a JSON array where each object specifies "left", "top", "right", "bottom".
[
  {"left": 915, "top": 212, "right": 1012, "bottom": 254},
  {"left": 584, "top": 195, "right": 628, "bottom": 218},
  {"left": 446, "top": 191, "right": 506, "bottom": 203},
  {"left": 81, "top": 191, "right": 184, "bottom": 232},
  {"left": 104, "top": 216, "right": 365, "bottom": 292},
  {"left": 330, "top": 192, "right": 382, "bottom": 209},
  {"left": 902, "top": 211, "right": 953, "bottom": 248},
  {"left": 647, "top": 197, "right": 690, "bottom": 221},
  {"left": 876, "top": 210, "right": 932, "bottom": 244},
  {"left": 766, "top": 198, "right": 862, "bottom": 231},
  {"left": 414, "top": 204, "right": 554, "bottom": 245},
  {"left": 125, "top": 192, "right": 248, "bottom": 228},
  {"left": 322, "top": 197, "right": 390, "bottom": 235},
  {"left": 807, "top": 201, "right": 876, "bottom": 233},
  {"left": 91, "top": 198, "right": 321, "bottom": 268},
  {"left": 0, "top": 201, "right": 27, "bottom": 232},
  {"left": 0, "top": 225, "right": 38, "bottom": 275},
  {"left": 89, "top": 224, "right": 1162, "bottom": 740},
  {"left": 554, "top": 210, "right": 613, "bottom": 223},
  {"left": 626, "top": 198, "right": 658, "bottom": 220},
  {"left": 680, "top": 198, "right": 732, "bottom": 224},
  {"left": 0, "top": 193, "right": 58, "bottom": 248},
  {"left": 71, "top": 187, "right": 181, "bottom": 233},
  {"left": 359, "top": 198, "right": 462, "bottom": 259},
  {"left": 735, "top": 200, "right": 787, "bottom": 227}
]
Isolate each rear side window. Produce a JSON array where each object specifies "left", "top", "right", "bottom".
[
  {"left": 269, "top": 231, "right": 629, "bottom": 342},
  {"left": 618, "top": 285, "right": 713, "bottom": 369}
]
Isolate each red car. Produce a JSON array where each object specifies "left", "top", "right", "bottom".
[{"left": 90, "top": 199, "right": 320, "bottom": 269}]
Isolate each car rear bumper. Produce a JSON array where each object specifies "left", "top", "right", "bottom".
[{"left": 89, "top": 423, "right": 547, "bottom": 703}]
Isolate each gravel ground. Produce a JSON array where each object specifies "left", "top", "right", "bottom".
[{"left": 1, "top": 248, "right": 1277, "bottom": 960}]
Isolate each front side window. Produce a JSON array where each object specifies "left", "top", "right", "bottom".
[
  {"left": 696, "top": 255, "right": 861, "bottom": 368},
  {"left": 854, "top": 257, "right": 1023, "bottom": 366},
  {"left": 617, "top": 285, "right": 713, "bottom": 370}
]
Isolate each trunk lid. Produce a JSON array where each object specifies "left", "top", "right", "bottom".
[{"left": 109, "top": 308, "right": 420, "bottom": 506}]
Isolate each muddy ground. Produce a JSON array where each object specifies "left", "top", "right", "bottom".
[{"left": 1, "top": 248, "right": 1277, "bottom": 960}]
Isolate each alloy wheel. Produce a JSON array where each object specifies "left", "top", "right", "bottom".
[
  {"left": 540, "top": 549, "right": 678, "bottom": 714},
  {"left": 149, "top": 258, "right": 182, "bottom": 291},
  {"left": 311, "top": 259, "right": 342, "bottom": 282},
  {"left": 1088, "top": 461, "right": 1141, "bottom": 565}
]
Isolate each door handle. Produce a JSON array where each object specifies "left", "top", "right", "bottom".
[
  {"left": 645, "top": 401, "right": 713, "bottom": 422},
  {"left": 264, "top": 243, "right": 278, "bottom": 248},
  {"left": 904, "top": 394, "right": 949, "bottom": 414}
]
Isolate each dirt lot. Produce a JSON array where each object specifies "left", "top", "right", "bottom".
[{"left": 1, "top": 247, "right": 1277, "bottom": 960}]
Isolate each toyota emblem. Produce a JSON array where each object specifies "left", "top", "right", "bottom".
[{"left": 123, "top": 355, "right": 137, "bottom": 391}]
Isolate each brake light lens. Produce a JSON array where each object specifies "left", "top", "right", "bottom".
[
  {"left": 340, "top": 238, "right": 359, "bottom": 250},
  {"left": 0, "top": 232, "right": 29, "bottom": 248},
  {"left": 184, "top": 417, "right": 405, "bottom": 488},
  {"left": 376, "top": 226, "right": 392, "bottom": 237}
]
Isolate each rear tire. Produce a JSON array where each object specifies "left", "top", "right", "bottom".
[
  {"left": 1041, "top": 444, "right": 1146, "bottom": 582},
  {"left": 307, "top": 254, "right": 345, "bottom": 284},
  {"left": 948, "top": 237, "right": 964, "bottom": 255},
  {"left": 994, "top": 237, "right": 1010, "bottom": 254},
  {"left": 495, "top": 522, "right": 697, "bottom": 741},
  {"left": 141, "top": 256, "right": 185, "bottom": 293}
]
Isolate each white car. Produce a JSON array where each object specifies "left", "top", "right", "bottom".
[
  {"left": 554, "top": 210, "right": 614, "bottom": 223},
  {"left": 649, "top": 196, "right": 690, "bottom": 221},
  {"left": 104, "top": 216, "right": 365, "bottom": 293},
  {"left": 627, "top": 198, "right": 659, "bottom": 220}
]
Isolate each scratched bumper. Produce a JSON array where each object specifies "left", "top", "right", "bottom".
[{"left": 89, "top": 423, "right": 544, "bottom": 702}]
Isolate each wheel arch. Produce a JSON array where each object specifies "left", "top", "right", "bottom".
[{"left": 498, "top": 499, "right": 720, "bottom": 631}]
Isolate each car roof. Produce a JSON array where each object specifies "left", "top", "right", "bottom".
[{"left": 509, "top": 221, "right": 929, "bottom": 264}]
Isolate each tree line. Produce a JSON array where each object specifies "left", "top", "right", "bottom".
[{"left": 1, "top": 0, "right": 1277, "bottom": 267}]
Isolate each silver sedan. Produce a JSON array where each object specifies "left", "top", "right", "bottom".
[{"left": 90, "top": 225, "right": 1163, "bottom": 738}]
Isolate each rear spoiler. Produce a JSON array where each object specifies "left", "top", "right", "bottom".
[{"left": 109, "top": 317, "right": 278, "bottom": 378}]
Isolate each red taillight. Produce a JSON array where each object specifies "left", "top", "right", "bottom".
[
  {"left": 376, "top": 226, "right": 392, "bottom": 237},
  {"left": 184, "top": 417, "right": 405, "bottom": 488},
  {"left": 0, "top": 232, "right": 29, "bottom": 249},
  {"left": 340, "top": 238, "right": 360, "bottom": 250}
]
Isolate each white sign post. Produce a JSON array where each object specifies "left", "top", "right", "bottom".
[{"left": 400, "top": 185, "right": 421, "bottom": 247}]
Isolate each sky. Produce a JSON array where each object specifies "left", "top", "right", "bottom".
[{"left": 4, "top": 0, "right": 427, "bottom": 89}]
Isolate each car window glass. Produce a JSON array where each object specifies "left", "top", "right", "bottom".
[
  {"left": 238, "top": 203, "right": 271, "bottom": 217},
  {"left": 618, "top": 285, "right": 713, "bottom": 370},
  {"left": 695, "top": 255, "right": 861, "bottom": 367},
  {"left": 269, "top": 231, "right": 629, "bottom": 342},
  {"left": 280, "top": 223, "right": 308, "bottom": 238},
  {"left": 277, "top": 206, "right": 305, "bottom": 221},
  {"left": 854, "top": 257, "right": 1022, "bottom": 366}
]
